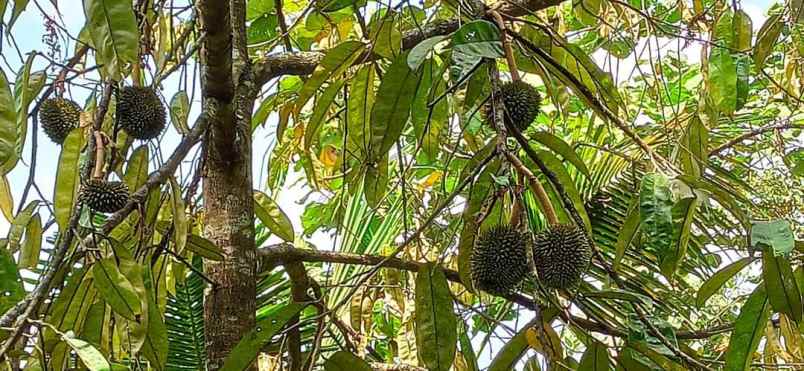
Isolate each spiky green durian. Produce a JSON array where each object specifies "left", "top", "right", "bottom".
[
  {"left": 117, "top": 86, "right": 166, "bottom": 140},
  {"left": 532, "top": 224, "right": 592, "bottom": 289},
  {"left": 470, "top": 225, "right": 531, "bottom": 295},
  {"left": 39, "top": 98, "right": 81, "bottom": 144},
  {"left": 484, "top": 80, "right": 541, "bottom": 132},
  {"left": 79, "top": 180, "right": 129, "bottom": 213}
]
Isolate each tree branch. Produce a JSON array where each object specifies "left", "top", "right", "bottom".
[
  {"left": 709, "top": 119, "right": 803, "bottom": 157},
  {"left": 252, "top": 0, "right": 566, "bottom": 86}
]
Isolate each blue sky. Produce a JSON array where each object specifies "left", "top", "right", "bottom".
[{"left": 0, "top": 0, "right": 779, "bottom": 368}]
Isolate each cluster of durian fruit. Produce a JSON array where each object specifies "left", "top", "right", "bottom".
[
  {"left": 471, "top": 80, "right": 592, "bottom": 295},
  {"left": 39, "top": 86, "right": 166, "bottom": 213}
]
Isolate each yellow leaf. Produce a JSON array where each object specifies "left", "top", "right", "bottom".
[
  {"left": 525, "top": 325, "right": 563, "bottom": 361},
  {"left": 0, "top": 175, "right": 13, "bottom": 222},
  {"left": 420, "top": 170, "right": 443, "bottom": 188},
  {"left": 319, "top": 145, "right": 339, "bottom": 168}
]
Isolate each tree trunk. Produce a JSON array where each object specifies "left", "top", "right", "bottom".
[{"left": 198, "top": 0, "right": 256, "bottom": 369}]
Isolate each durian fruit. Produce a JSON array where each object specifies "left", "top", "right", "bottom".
[
  {"left": 39, "top": 98, "right": 81, "bottom": 144},
  {"left": 533, "top": 224, "right": 592, "bottom": 289},
  {"left": 79, "top": 179, "right": 130, "bottom": 213},
  {"left": 117, "top": 86, "right": 166, "bottom": 140},
  {"left": 484, "top": 80, "right": 541, "bottom": 132},
  {"left": 470, "top": 225, "right": 531, "bottom": 295}
]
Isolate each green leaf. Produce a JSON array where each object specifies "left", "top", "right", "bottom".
[
  {"left": 457, "top": 148, "right": 498, "bottom": 290},
  {"left": 13, "top": 54, "right": 46, "bottom": 169},
  {"left": 246, "top": 15, "right": 277, "bottom": 45},
  {"left": 639, "top": 173, "right": 674, "bottom": 273},
  {"left": 661, "top": 195, "right": 699, "bottom": 279},
  {"left": 574, "top": 0, "right": 602, "bottom": 26},
  {"left": 408, "top": 35, "right": 448, "bottom": 70},
  {"left": 0, "top": 247, "right": 25, "bottom": 314},
  {"left": 696, "top": 257, "right": 753, "bottom": 307},
  {"left": 186, "top": 234, "right": 225, "bottom": 261},
  {"left": 451, "top": 20, "right": 503, "bottom": 82},
  {"left": 0, "top": 67, "right": 16, "bottom": 174},
  {"left": 124, "top": 145, "right": 149, "bottom": 191},
  {"left": 62, "top": 331, "right": 111, "bottom": 371},
  {"left": 458, "top": 321, "right": 480, "bottom": 371},
  {"left": 530, "top": 132, "right": 590, "bottom": 177},
  {"left": 533, "top": 150, "right": 591, "bottom": 231},
  {"left": 488, "top": 321, "right": 530, "bottom": 371},
  {"left": 220, "top": 303, "right": 306, "bottom": 371},
  {"left": 7, "top": 0, "right": 30, "bottom": 30},
  {"left": 83, "top": 0, "right": 139, "bottom": 79},
  {"left": 751, "top": 219, "right": 795, "bottom": 255},
  {"left": 19, "top": 213, "right": 42, "bottom": 269},
  {"left": 762, "top": 246, "right": 803, "bottom": 323},
  {"left": 578, "top": 340, "right": 610, "bottom": 370},
  {"left": 169, "top": 91, "right": 190, "bottom": 135},
  {"left": 708, "top": 46, "right": 737, "bottom": 115},
  {"left": 54, "top": 129, "right": 85, "bottom": 231},
  {"left": 415, "top": 263, "right": 458, "bottom": 371},
  {"left": 324, "top": 351, "right": 373, "bottom": 371},
  {"left": 411, "top": 59, "right": 447, "bottom": 160},
  {"left": 305, "top": 79, "right": 345, "bottom": 150},
  {"left": 141, "top": 267, "right": 168, "bottom": 370},
  {"left": 169, "top": 177, "right": 188, "bottom": 254},
  {"left": 678, "top": 115, "right": 708, "bottom": 178},
  {"left": 753, "top": 13, "right": 782, "bottom": 70},
  {"left": 364, "top": 155, "right": 388, "bottom": 208},
  {"left": 254, "top": 191, "right": 295, "bottom": 242},
  {"left": 369, "top": 12, "right": 402, "bottom": 59},
  {"left": 369, "top": 52, "right": 421, "bottom": 162},
  {"left": 724, "top": 284, "right": 771, "bottom": 371},
  {"left": 6, "top": 200, "right": 38, "bottom": 252},
  {"left": 613, "top": 197, "right": 640, "bottom": 271},
  {"left": 320, "top": 0, "right": 366, "bottom": 12},
  {"left": 346, "top": 65, "right": 375, "bottom": 158},
  {"left": 296, "top": 41, "right": 364, "bottom": 111},
  {"left": 91, "top": 258, "right": 142, "bottom": 320},
  {"left": 733, "top": 10, "right": 753, "bottom": 51}
]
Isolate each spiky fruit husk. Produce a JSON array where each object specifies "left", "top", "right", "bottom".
[
  {"left": 484, "top": 81, "right": 541, "bottom": 132},
  {"left": 39, "top": 98, "right": 81, "bottom": 144},
  {"left": 117, "top": 86, "right": 166, "bottom": 140},
  {"left": 470, "top": 225, "right": 531, "bottom": 295},
  {"left": 533, "top": 224, "right": 592, "bottom": 289},
  {"left": 79, "top": 180, "right": 130, "bottom": 213}
]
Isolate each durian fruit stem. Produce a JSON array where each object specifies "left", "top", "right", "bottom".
[
  {"left": 92, "top": 131, "right": 106, "bottom": 180},
  {"left": 503, "top": 149, "right": 559, "bottom": 226},
  {"left": 490, "top": 10, "right": 521, "bottom": 82},
  {"left": 510, "top": 186, "right": 524, "bottom": 228}
]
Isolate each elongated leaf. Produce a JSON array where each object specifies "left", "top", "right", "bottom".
[
  {"left": 458, "top": 321, "right": 479, "bottom": 371},
  {"left": 169, "top": 177, "right": 188, "bottom": 254},
  {"left": 220, "top": 303, "right": 306, "bottom": 371},
  {"left": 91, "top": 258, "right": 142, "bottom": 320},
  {"left": 19, "top": 212, "right": 42, "bottom": 269},
  {"left": 679, "top": 116, "right": 708, "bottom": 178},
  {"left": 708, "top": 46, "right": 737, "bottom": 115},
  {"left": 6, "top": 200, "right": 38, "bottom": 252},
  {"left": 661, "top": 196, "right": 699, "bottom": 279},
  {"left": 324, "top": 351, "right": 373, "bottom": 371},
  {"left": 364, "top": 155, "right": 388, "bottom": 208},
  {"left": 13, "top": 54, "right": 46, "bottom": 168},
  {"left": 7, "top": 0, "right": 30, "bottom": 30},
  {"left": 696, "top": 257, "right": 753, "bottom": 307},
  {"left": 762, "top": 247, "right": 802, "bottom": 323},
  {"left": 0, "top": 69, "right": 17, "bottom": 173},
  {"left": 408, "top": 35, "right": 447, "bottom": 70},
  {"left": 369, "top": 12, "right": 401, "bottom": 59},
  {"left": 347, "top": 65, "right": 375, "bottom": 158},
  {"left": 254, "top": 191, "right": 295, "bottom": 242},
  {"left": 169, "top": 91, "right": 190, "bottom": 135},
  {"left": 124, "top": 145, "right": 149, "bottom": 191},
  {"left": 488, "top": 321, "right": 532, "bottom": 371},
  {"left": 751, "top": 219, "right": 795, "bottom": 255},
  {"left": 451, "top": 20, "right": 503, "bottom": 82},
  {"left": 613, "top": 197, "right": 640, "bottom": 271},
  {"left": 534, "top": 150, "right": 591, "bottom": 231},
  {"left": 753, "top": 13, "right": 782, "bottom": 70},
  {"left": 186, "top": 234, "right": 224, "bottom": 261},
  {"left": 296, "top": 41, "right": 364, "bottom": 111},
  {"left": 62, "top": 331, "right": 111, "bottom": 371},
  {"left": 54, "top": 129, "right": 85, "bottom": 230},
  {"left": 574, "top": 0, "right": 602, "bottom": 26},
  {"left": 724, "top": 284, "right": 771, "bottom": 371},
  {"left": 305, "top": 79, "right": 345, "bottom": 150},
  {"left": 0, "top": 247, "right": 25, "bottom": 313},
  {"left": 83, "top": 0, "right": 139, "bottom": 79},
  {"left": 0, "top": 175, "right": 12, "bottom": 221},
  {"left": 640, "top": 173, "right": 673, "bottom": 269},
  {"left": 369, "top": 52, "right": 421, "bottom": 161},
  {"left": 141, "top": 267, "right": 168, "bottom": 370},
  {"left": 578, "top": 340, "right": 610, "bottom": 370},
  {"left": 415, "top": 263, "right": 457, "bottom": 371},
  {"left": 530, "top": 131, "right": 590, "bottom": 177}
]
